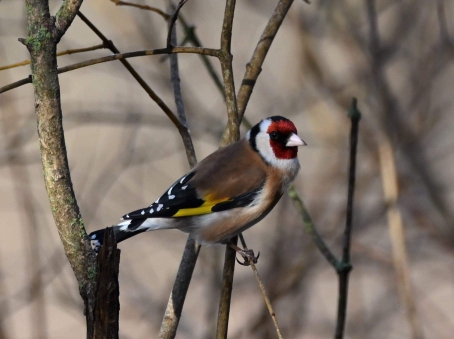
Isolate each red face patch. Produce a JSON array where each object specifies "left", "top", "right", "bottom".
[{"left": 267, "top": 120, "right": 298, "bottom": 160}]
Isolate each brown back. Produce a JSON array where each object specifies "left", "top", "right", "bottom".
[{"left": 191, "top": 139, "right": 267, "bottom": 200}]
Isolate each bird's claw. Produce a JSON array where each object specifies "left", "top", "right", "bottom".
[{"left": 235, "top": 249, "right": 260, "bottom": 266}]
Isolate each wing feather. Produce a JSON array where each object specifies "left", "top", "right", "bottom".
[{"left": 122, "top": 139, "right": 268, "bottom": 221}]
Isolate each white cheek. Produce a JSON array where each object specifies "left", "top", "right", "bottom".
[
  {"left": 255, "top": 133, "right": 276, "bottom": 163},
  {"left": 256, "top": 131, "right": 301, "bottom": 181}
]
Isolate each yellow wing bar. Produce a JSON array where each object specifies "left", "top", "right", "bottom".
[{"left": 172, "top": 195, "right": 230, "bottom": 217}]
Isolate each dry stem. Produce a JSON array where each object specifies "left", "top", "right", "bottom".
[
  {"left": 0, "top": 43, "right": 106, "bottom": 71},
  {"left": 378, "top": 134, "right": 424, "bottom": 339},
  {"left": 110, "top": 0, "right": 169, "bottom": 19},
  {"left": 239, "top": 235, "right": 283, "bottom": 339},
  {"left": 158, "top": 7, "right": 199, "bottom": 337},
  {"left": 0, "top": 46, "right": 220, "bottom": 94}
]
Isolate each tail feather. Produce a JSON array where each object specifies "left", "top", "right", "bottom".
[
  {"left": 89, "top": 217, "right": 175, "bottom": 252},
  {"left": 89, "top": 223, "right": 147, "bottom": 252}
]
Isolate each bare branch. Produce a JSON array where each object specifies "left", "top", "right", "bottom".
[
  {"left": 23, "top": 0, "right": 97, "bottom": 329},
  {"left": 0, "top": 43, "right": 105, "bottom": 71},
  {"left": 167, "top": 0, "right": 190, "bottom": 49},
  {"left": 216, "top": 1, "right": 240, "bottom": 338},
  {"left": 239, "top": 235, "right": 283, "bottom": 339},
  {"left": 158, "top": 11, "right": 199, "bottom": 338},
  {"left": 110, "top": 0, "right": 169, "bottom": 19},
  {"left": 167, "top": 9, "right": 197, "bottom": 167},
  {"left": 179, "top": 17, "right": 225, "bottom": 95},
  {"left": 216, "top": 236, "right": 238, "bottom": 339},
  {"left": 76, "top": 12, "right": 196, "bottom": 160},
  {"left": 55, "top": 0, "right": 84, "bottom": 38},
  {"left": 237, "top": 0, "right": 294, "bottom": 122},
  {"left": 0, "top": 46, "right": 220, "bottom": 94},
  {"left": 218, "top": 0, "right": 239, "bottom": 146},
  {"left": 334, "top": 98, "right": 360, "bottom": 339},
  {"left": 288, "top": 187, "right": 339, "bottom": 268},
  {"left": 158, "top": 239, "right": 200, "bottom": 339}
]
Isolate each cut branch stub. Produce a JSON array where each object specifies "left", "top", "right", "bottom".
[{"left": 91, "top": 228, "right": 121, "bottom": 339}]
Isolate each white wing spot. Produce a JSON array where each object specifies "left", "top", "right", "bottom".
[
  {"left": 182, "top": 185, "right": 188, "bottom": 190},
  {"left": 157, "top": 204, "right": 163, "bottom": 211},
  {"left": 168, "top": 186, "right": 173, "bottom": 196},
  {"left": 141, "top": 210, "right": 145, "bottom": 215},
  {"left": 149, "top": 208, "right": 154, "bottom": 213},
  {"left": 90, "top": 234, "right": 96, "bottom": 240},
  {"left": 180, "top": 175, "right": 187, "bottom": 184},
  {"left": 169, "top": 195, "right": 175, "bottom": 199},
  {"left": 126, "top": 214, "right": 130, "bottom": 218}
]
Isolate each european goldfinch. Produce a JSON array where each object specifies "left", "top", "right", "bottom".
[{"left": 89, "top": 116, "right": 306, "bottom": 261}]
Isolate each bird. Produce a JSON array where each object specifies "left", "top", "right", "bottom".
[{"left": 89, "top": 116, "right": 306, "bottom": 263}]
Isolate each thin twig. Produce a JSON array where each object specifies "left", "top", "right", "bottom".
[
  {"left": 167, "top": 7, "right": 197, "bottom": 167},
  {"left": 288, "top": 186, "right": 339, "bottom": 268},
  {"left": 239, "top": 235, "right": 283, "bottom": 339},
  {"left": 158, "top": 6, "right": 199, "bottom": 337},
  {"left": 76, "top": 11, "right": 197, "bottom": 162},
  {"left": 0, "top": 44, "right": 106, "bottom": 71},
  {"left": 166, "top": 0, "right": 190, "bottom": 49},
  {"left": 158, "top": 239, "right": 201, "bottom": 339},
  {"left": 0, "top": 46, "right": 220, "bottom": 95},
  {"left": 110, "top": 0, "right": 169, "bottom": 19},
  {"left": 236, "top": 0, "right": 295, "bottom": 122},
  {"left": 334, "top": 98, "right": 360, "bottom": 339},
  {"left": 178, "top": 16, "right": 225, "bottom": 94}
]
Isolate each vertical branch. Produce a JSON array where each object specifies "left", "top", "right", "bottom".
[
  {"left": 216, "top": 1, "right": 240, "bottom": 338},
  {"left": 23, "top": 0, "right": 97, "bottom": 331},
  {"left": 159, "top": 239, "right": 201, "bottom": 339},
  {"left": 158, "top": 6, "right": 199, "bottom": 337},
  {"left": 334, "top": 98, "right": 360, "bottom": 339},
  {"left": 236, "top": 0, "right": 294, "bottom": 122},
  {"left": 219, "top": 0, "right": 240, "bottom": 146},
  {"left": 378, "top": 135, "right": 424, "bottom": 339},
  {"left": 216, "top": 236, "right": 238, "bottom": 339},
  {"left": 167, "top": 6, "right": 197, "bottom": 167}
]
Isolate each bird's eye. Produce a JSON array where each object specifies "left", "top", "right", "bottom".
[{"left": 269, "top": 131, "right": 279, "bottom": 140}]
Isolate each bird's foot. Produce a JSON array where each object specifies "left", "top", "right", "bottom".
[
  {"left": 236, "top": 249, "right": 260, "bottom": 266},
  {"left": 227, "top": 242, "right": 260, "bottom": 266}
]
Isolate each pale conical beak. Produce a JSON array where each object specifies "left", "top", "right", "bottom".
[{"left": 286, "top": 133, "right": 307, "bottom": 147}]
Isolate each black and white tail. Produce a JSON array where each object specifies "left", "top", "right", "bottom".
[
  {"left": 89, "top": 221, "right": 147, "bottom": 252},
  {"left": 89, "top": 216, "right": 175, "bottom": 252}
]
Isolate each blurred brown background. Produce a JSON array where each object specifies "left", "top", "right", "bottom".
[{"left": 1, "top": 0, "right": 454, "bottom": 338}]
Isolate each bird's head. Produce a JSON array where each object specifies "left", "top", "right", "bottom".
[{"left": 247, "top": 116, "right": 306, "bottom": 164}]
